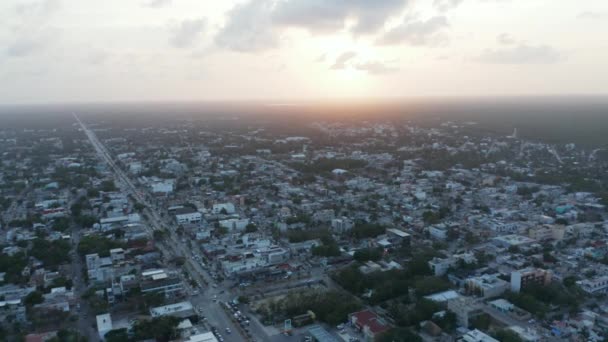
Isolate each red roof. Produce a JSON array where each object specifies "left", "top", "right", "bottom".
[{"left": 351, "top": 310, "right": 390, "bottom": 335}]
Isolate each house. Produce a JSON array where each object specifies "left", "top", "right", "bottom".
[{"left": 349, "top": 310, "right": 390, "bottom": 342}]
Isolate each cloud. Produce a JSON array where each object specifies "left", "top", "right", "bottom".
[
  {"left": 214, "top": 0, "right": 409, "bottom": 52},
  {"left": 433, "top": 0, "right": 463, "bottom": 12},
  {"left": 169, "top": 18, "right": 206, "bottom": 49},
  {"left": 376, "top": 16, "right": 449, "bottom": 46},
  {"left": 355, "top": 61, "right": 398, "bottom": 75},
  {"left": 6, "top": 40, "right": 44, "bottom": 58},
  {"left": 477, "top": 44, "right": 562, "bottom": 64},
  {"left": 15, "top": 0, "right": 61, "bottom": 16},
  {"left": 331, "top": 51, "right": 357, "bottom": 70},
  {"left": 84, "top": 50, "right": 110, "bottom": 66},
  {"left": 577, "top": 11, "right": 606, "bottom": 20},
  {"left": 214, "top": 0, "right": 278, "bottom": 53},
  {"left": 144, "top": 0, "right": 172, "bottom": 8},
  {"left": 272, "top": 0, "right": 408, "bottom": 35},
  {"left": 497, "top": 33, "right": 515, "bottom": 45},
  {"left": 5, "top": 0, "right": 61, "bottom": 58}
]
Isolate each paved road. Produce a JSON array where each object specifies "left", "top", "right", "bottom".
[
  {"left": 70, "top": 223, "right": 99, "bottom": 341},
  {"left": 75, "top": 114, "right": 258, "bottom": 341}
]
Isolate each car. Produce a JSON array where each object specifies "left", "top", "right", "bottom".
[{"left": 225, "top": 328, "right": 231, "bottom": 334}]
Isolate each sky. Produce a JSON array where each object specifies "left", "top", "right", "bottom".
[{"left": 0, "top": 0, "right": 607, "bottom": 104}]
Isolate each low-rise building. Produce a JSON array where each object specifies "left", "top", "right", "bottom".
[
  {"left": 175, "top": 208, "right": 202, "bottom": 224},
  {"left": 349, "top": 310, "right": 390, "bottom": 342},
  {"left": 465, "top": 274, "right": 509, "bottom": 298},
  {"left": 577, "top": 276, "right": 608, "bottom": 295},
  {"left": 150, "top": 301, "right": 196, "bottom": 319}
]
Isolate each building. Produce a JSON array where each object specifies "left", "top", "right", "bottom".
[
  {"left": 331, "top": 217, "right": 354, "bottom": 234},
  {"left": 488, "top": 299, "right": 514, "bottom": 313},
  {"left": 86, "top": 253, "right": 113, "bottom": 283},
  {"left": 510, "top": 268, "right": 552, "bottom": 293},
  {"left": 140, "top": 270, "right": 183, "bottom": 297},
  {"left": 110, "top": 248, "right": 125, "bottom": 264},
  {"left": 428, "top": 226, "right": 448, "bottom": 240},
  {"left": 219, "top": 218, "right": 250, "bottom": 231},
  {"left": 508, "top": 326, "right": 541, "bottom": 342},
  {"left": 150, "top": 301, "right": 196, "bottom": 319},
  {"left": 151, "top": 180, "right": 174, "bottom": 194},
  {"left": 492, "top": 234, "right": 536, "bottom": 248},
  {"left": 576, "top": 276, "right": 608, "bottom": 295},
  {"left": 96, "top": 313, "right": 112, "bottom": 341},
  {"left": 425, "top": 290, "right": 461, "bottom": 303},
  {"left": 465, "top": 274, "right": 509, "bottom": 298},
  {"left": 212, "top": 203, "right": 235, "bottom": 215},
  {"left": 448, "top": 297, "right": 483, "bottom": 328},
  {"left": 528, "top": 225, "right": 566, "bottom": 241},
  {"left": 175, "top": 208, "right": 202, "bottom": 224},
  {"left": 185, "top": 332, "right": 219, "bottom": 342},
  {"left": 349, "top": 310, "right": 390, "bottom": 342},
  {"left": 386, "top": 228, "right": 411, "bottom": 247},
  {"left": 429, "top": 253, "right": 477, "bottom": 276},
  {"left": 459, "top": 329, "right": 499, "bottom": 342}
]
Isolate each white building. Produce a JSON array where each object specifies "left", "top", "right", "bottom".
[
  {"left": 175, "top": 209, "right": 202, "bottom": 224},
  {"left": 186, "top": 333, "right": 219, "bottom": 342},
  {"left": 576, "top": 276, "right": 608, "bottom": 295},
  {"left": 465, "top": 274, "right": 509, "bottom": 299},
  {"left": 429, "top": 226, "right": 448, "bottom": 240},
  {"left": 96, "top": 313, "right": 113, "bottom": 341},
  {"left": 331, "top": 217, "right": 354, "bottom": 234},
  {"left": 219, "top": 218, "right": 250, "bottom": 231},
  {"left": 151, "top": 180, "right": 174, "bottom": 194},
  {"left": 460, "top": 329, "right": 499, "bottom": 342},
  {"left": 150, "top": 301, "right": 195, "bottom": 318},
  {"left": 213, "top": 203, "right": 236, "bottom": 215}
]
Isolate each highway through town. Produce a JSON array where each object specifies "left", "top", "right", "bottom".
[{"left": 74, "top": 114, "right": 259, "bottom": 342}]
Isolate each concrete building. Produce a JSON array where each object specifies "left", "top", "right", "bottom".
[
  {"left": 465, "top": 274, "right": 509, "bottom": 298},
  {"left": 140, "top": 270, "right": 183, "bottom": 297},
  {"left": 219, "top": 218, "right": 250, "bottom": 231},
  {"left": 448, "top": 297, "right": 483, "bottom": 329},
  {"left": 510, "top": 268, "right": 552, "bottom": 293},
  {"left": 576, "top": 276, "right": 608, "bottom": 295},
  {"left": 349, "top": 310, "right": 390, "bottom": 342},
  {"left": 96, "top": 313, "right": 112, "bottom": 341},
  {"left": 150, "top": 301, "right": 195, "bottom": 319},
  {"left": 528, "top": 225, "right": 566, "bottom": 241},
  {"left": 151, "top": 180, "right": 174, "bottom": 194},
  {"left": 212, "top": 203, "right": 235, "bottom": 215},
  {"left": 175, "top": 208, "right": 202, "bottom": 224},
  {"left": 459, "top": 329, "right": 499, "bottom": 342},
  {"left": 185, "top": 332, "right": 219, "bottom": 342},
  {"left": 331, "top": 217, "right": 354, "bottom": 234},
  {"left": 492, "top": 234, "right": 536, "bottom": 248}
]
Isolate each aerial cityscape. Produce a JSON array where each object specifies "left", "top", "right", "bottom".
[{"left": 2, "top": 0, "right": 608, "bottom": 342}]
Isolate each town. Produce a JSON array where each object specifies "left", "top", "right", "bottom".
[{"left": 1, "top": 112, "right": 608, "bottom": 342}]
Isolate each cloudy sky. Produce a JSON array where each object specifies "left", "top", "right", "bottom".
[{"left": 1, "top": 0, "right": 607, "bottom": 104}]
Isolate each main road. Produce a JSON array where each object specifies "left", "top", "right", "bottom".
[{"left": 73, "top": 114, "right": 258, "bottom": 342}]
